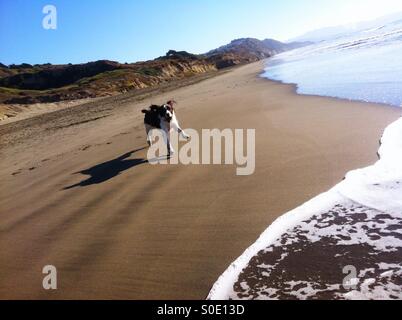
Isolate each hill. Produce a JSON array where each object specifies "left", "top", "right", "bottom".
[{"left": 0, "top": 38, "right": 311, "bottom": 105}]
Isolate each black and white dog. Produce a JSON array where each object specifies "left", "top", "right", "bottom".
[{"left": 142, "top": 100, "right": 190, "bottom": 155}]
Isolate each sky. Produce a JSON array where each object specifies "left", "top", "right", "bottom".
[{"left": 1, "top": 0, "right": 402, "bottom": 65}]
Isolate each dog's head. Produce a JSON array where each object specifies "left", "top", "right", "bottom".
[
  {"left": 159, "top": 104, "right": 173, "bottom": 122},
  {"left": 165, "top": 100, "right": 177, "bottom": 113}
]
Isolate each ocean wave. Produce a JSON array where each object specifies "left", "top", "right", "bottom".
[{"left": 262, "top": 20, "right": 402, "bottom": 107}]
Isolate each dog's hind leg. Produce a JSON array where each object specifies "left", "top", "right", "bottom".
[
  {"left": 145, "top": 124, "right": 153, "bottom": 146},
  {"left": 160, "top": 124, "right": 174, "bottom": 156},
  {"left": 165, "top": 133, "right": 174, "bottom": 156}
]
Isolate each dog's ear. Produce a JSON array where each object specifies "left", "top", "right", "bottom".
[
  {"left": 141, "top": 109, "right": 148, "bottom": 114},
  {"left": 166, "top": 100, "right": 176, "bottom": 113}
]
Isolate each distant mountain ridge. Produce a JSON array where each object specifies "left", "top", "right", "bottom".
[
  {"left": 207, "top": 37, "right": 311, "bottom": 59},
  {"left": 0, "top": 38, "right": 311, "bottom": 105},
  {"left": 290, "top": 11, "right": 402, "bottom": 42}
]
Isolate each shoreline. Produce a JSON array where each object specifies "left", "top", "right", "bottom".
[
  {"left": 1, "top": 61, "right": 401, "bottom": 299},
  {"left": 209, "top": 63, "right": 402, "bottom": 300},
  {"left": 258, "top": 61, "right": 402, "bottom": 111}
]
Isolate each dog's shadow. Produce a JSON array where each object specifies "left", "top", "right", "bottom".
[{"left": 64, "top": 147, "right": 148, "bottom": 190}]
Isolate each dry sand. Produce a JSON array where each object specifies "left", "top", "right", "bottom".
[
  {"left": 0, "top": 98, "right": 101, "bottom": 123},
  {"left": 0, "top": 61, "right": 400, "bottom": 299}
]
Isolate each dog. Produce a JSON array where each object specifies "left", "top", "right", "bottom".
[{"left": 142, "top": 100, "right": 190, "bottom": 155}]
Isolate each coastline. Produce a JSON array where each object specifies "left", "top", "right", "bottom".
[
  {"left": 0, "top": 61, "right": 401, "bottom": 299},
  {"left": 209, "top": 62, "right": 402, "bottom": 300}
]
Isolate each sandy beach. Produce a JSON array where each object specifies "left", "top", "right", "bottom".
[{"left": 0, "top": 61, "right": 400, "bottom": 299}]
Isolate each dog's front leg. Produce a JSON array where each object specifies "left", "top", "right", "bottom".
[
  {"left": 178, "top": 126, "right": 190, "bottom": 140},
  {"left": 171, "top": 115, "right": 190, "bottom": 140}
]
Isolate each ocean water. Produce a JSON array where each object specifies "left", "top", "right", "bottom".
[{"left": 262, "top": 20, "right": 402, "bottom": 107}]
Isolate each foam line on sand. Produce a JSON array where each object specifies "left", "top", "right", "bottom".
[{"left": 208, "top": 117, "right": 402, "bottom": 300}]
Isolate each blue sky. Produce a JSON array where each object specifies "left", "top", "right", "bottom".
[{"left": 1, "top": 0, "right": 402, "bottom": 65}]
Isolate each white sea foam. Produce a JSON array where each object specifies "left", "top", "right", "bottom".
[
  {"left": 208, "top": 117, "right": 402, "bottom": 300},
  {"left": 336, "top": 117, "right": 402, "bottom": 214},
  {"left": 208, "top": 188, "right": 343, "bottom": 299}
]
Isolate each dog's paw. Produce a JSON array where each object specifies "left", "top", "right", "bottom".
[{"left": 182, "top": 133, "right": 190, "bottom": 140}]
